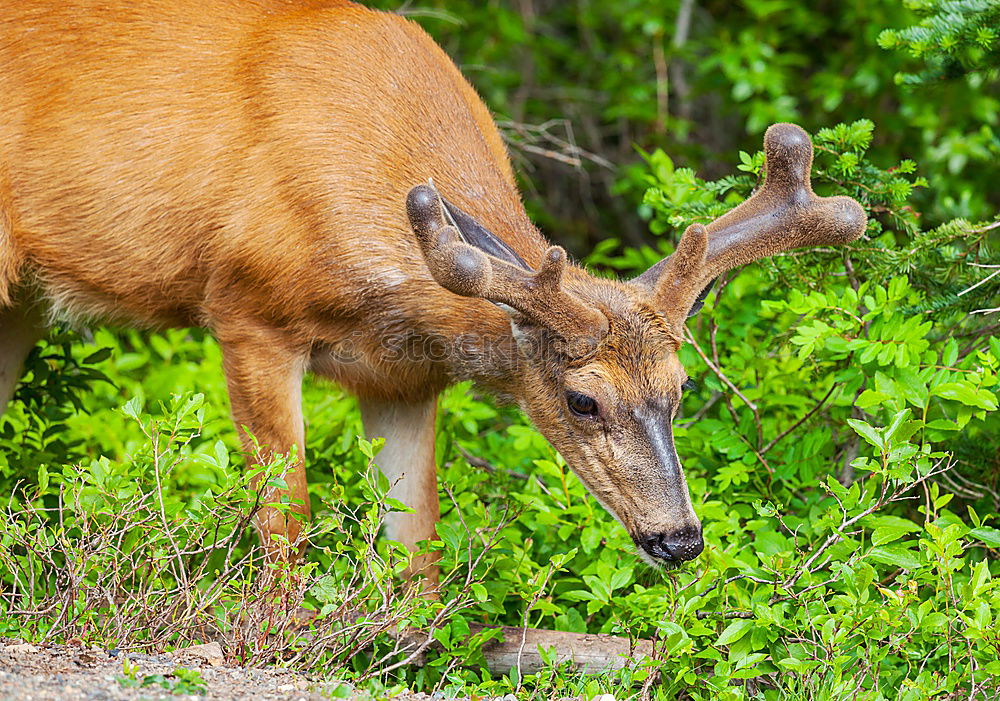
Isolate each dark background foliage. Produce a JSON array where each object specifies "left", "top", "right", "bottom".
[{"left": 378, "top": 0, "right": 999, "bottom": 252}]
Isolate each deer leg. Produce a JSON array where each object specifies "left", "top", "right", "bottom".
[
  {"left": 216, "top": 323, "right": 310, "bottom": 562},
  {"left": 0, "top": 300, "right": 46, "bottom": 416},
  {"left": 359, "top": 395, "right": 440, "bottom": 589}
]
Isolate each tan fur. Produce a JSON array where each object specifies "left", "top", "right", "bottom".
[
  {"left": 0, "top": 1, "right": 864, "bottom": 574},
  {"left": 0, "top": 300, "right": 46, "bottom": 414}
]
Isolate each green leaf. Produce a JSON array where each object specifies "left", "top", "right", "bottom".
[
  {"left": 856, "top": 390, "right": 890, "bottom": 409},
  {"left": 925, "top": 419, "right": 960, "bottom": 431},
  {"left": 872, "top": 525, "right": 910, "bottom": 547},
  {"left": 581, "top": 525, "right": 602, "bottom": 553},
  {"left": 884, "top": 409, "right": 911, "bottom": 442},
  {"left": 965, "top": 559, "right": 991, "bottom": 599},
  {"left": 847, "top": 418, "right": 884, "bottom": 450},
  {"left": 213, "top": 440, "right": 229, "bottom": 471},
  {"left": 969, "top": 526, "right": 1000, "bottom": 547},
  {"left": 716, "top": 619, "right": 753, "bottom": 647},
  {"left": 931, "top": 382, "right": 997, "bottom": 410},
  {"left": 942, "top": 338, "right": 958, "bottom": 366},
  {"left": 989, "top": 336, "right": 1000, "bottom": 363},
  {"left": 122, "top": 396, "right": 143, "bottom": 421},
  {"left": 609, "top": 567, "right": 633, "bottom": 592},
  {"left": 83, "top": 347, "right": 112, "bottom": 364},
  {"left": 433, "top": 625, "right": 451, "bottom": 648},
  {"left": 778, "top": 657, "right": 818, "bottom": 672},
  {"left": 869, "top": 543, "right": 922, "bottom": 570}
]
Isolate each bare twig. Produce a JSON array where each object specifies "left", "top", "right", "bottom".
[
  {"left": 685, "top": 329, "right": 758, "bottom": 413},
  {"left": 969, "top": 219, "right": 1000, "bottom": 235},
  {"left": 696, "top": 610, "right": 754, "bottom": 620},
  {"left": 783, "top": 458, "right": 952, "bottom": 596},
  {"left": 760, "top": 383, "right": 838, "bottom": 456},
  {"left": 455, "top": 442, "right": 529, "bottom": 480},
  {"left": 677, "top": 390, "right": 723, "bottom": 425},
  {"left": 497, "top": 119, "right": 614, "bottom": 170},
  {"left": 957, "top": 264, "right": 1000, "bottom": 297},
  {"left": 515, "top": 560, "right": 561, "bottom": 690}
]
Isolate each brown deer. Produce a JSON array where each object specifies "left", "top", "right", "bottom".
[{"left": 0, "top": 0, "right": 865, "bottom": 583}]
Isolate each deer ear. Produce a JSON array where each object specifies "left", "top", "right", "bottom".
[
  {"left": 441, "top": 197, "right": 531, "bottom": 271},
  {"left": 687, "top": 279, "right": 716, "bottom": 317},
  {"left": 408, "top": 184, "right": 608, "bottom": 354}
]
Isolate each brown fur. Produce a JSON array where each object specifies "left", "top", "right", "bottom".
[{"left": 0, "top": 0, "right": 864, "bottom": 579}]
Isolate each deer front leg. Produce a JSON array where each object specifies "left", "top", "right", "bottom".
[
  {"left": 216, "top": 322, "right": 310, "bottom": 562},
  {"left": 0, "top": 300, "right": 46, "bottom": 416},
  {"left": 359, "top": 395, "right": 440, "bottom": 589}
]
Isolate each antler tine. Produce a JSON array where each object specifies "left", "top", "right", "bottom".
[
  {"left": 635, "top": 123, "right": 866, "bottom": 329},
  {"left": 407, "top": 184, "right": 608, "bottom": 351}
]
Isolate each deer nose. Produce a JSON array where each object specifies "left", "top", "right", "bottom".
[{"left": 639, "top": 526, "right": 704, "bottom": 562}]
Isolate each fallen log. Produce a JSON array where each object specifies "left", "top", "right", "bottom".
[
  {"left": 467, "top": 624, "right": 654, "bottom": 675},
  {"left": 250, "top": 607, "right": 656, "bottom": 675}
]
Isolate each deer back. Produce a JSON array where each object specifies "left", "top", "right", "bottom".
[{"left": 0, "top": 0, "right": 541, "bottom": 354}]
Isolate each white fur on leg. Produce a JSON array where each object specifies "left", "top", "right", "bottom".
[{"left": 358, "top": 395, "right": 439, "bottom": 583}]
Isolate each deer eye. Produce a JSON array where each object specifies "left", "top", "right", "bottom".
[{"left": 566, "top": 391, "right": 599, "bottom": 418}]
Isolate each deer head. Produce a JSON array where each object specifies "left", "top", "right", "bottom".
[{"left": 407, "top": 124, "right": 865, "bottom": 566}]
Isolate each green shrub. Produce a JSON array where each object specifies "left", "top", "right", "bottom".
[{"left": 0, "top": 389, "right": 503, "bottom": 677}]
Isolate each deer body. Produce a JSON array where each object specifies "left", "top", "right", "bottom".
[
  {"left": 1, "top": 0, "right": 866, "bottom": 584},
  {"left": 0, "top": 0, "right": 531, "bottom": 365}
]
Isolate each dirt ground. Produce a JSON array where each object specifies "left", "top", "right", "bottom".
[{"left": 0, "top": 638, "right": 431, "bottom": 701}]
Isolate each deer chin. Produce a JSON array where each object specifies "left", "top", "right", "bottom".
[{"left": 638, "top": 552, "right": 684, "bottom": 572}]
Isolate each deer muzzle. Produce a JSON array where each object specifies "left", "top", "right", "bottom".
[
  {"left": 638, "top": 525, "right": 704, "bottom": 562},
  {"left": 630, "top": 406, "right": 704, "bottom": 563}
]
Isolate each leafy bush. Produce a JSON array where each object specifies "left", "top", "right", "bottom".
[
  {"left": 0, "top": 389, "right": 504, "bottom": 676},
  {"left": 579, "top": 116, "right": 1000, "bottom": 697},
  {"left": 878, "top": 0, "right": 1000, "bottom": 85},
  {"left": 3, "top": 121, "right": 996, "bottom": 699}
]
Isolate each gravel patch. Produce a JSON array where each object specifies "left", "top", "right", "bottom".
[{"left": 0, "top": 637, "right": 415, "bottom": 701}]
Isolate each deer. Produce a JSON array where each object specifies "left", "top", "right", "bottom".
[{"left": 0, "top": 0, "right": 866, "bottom": 586}]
